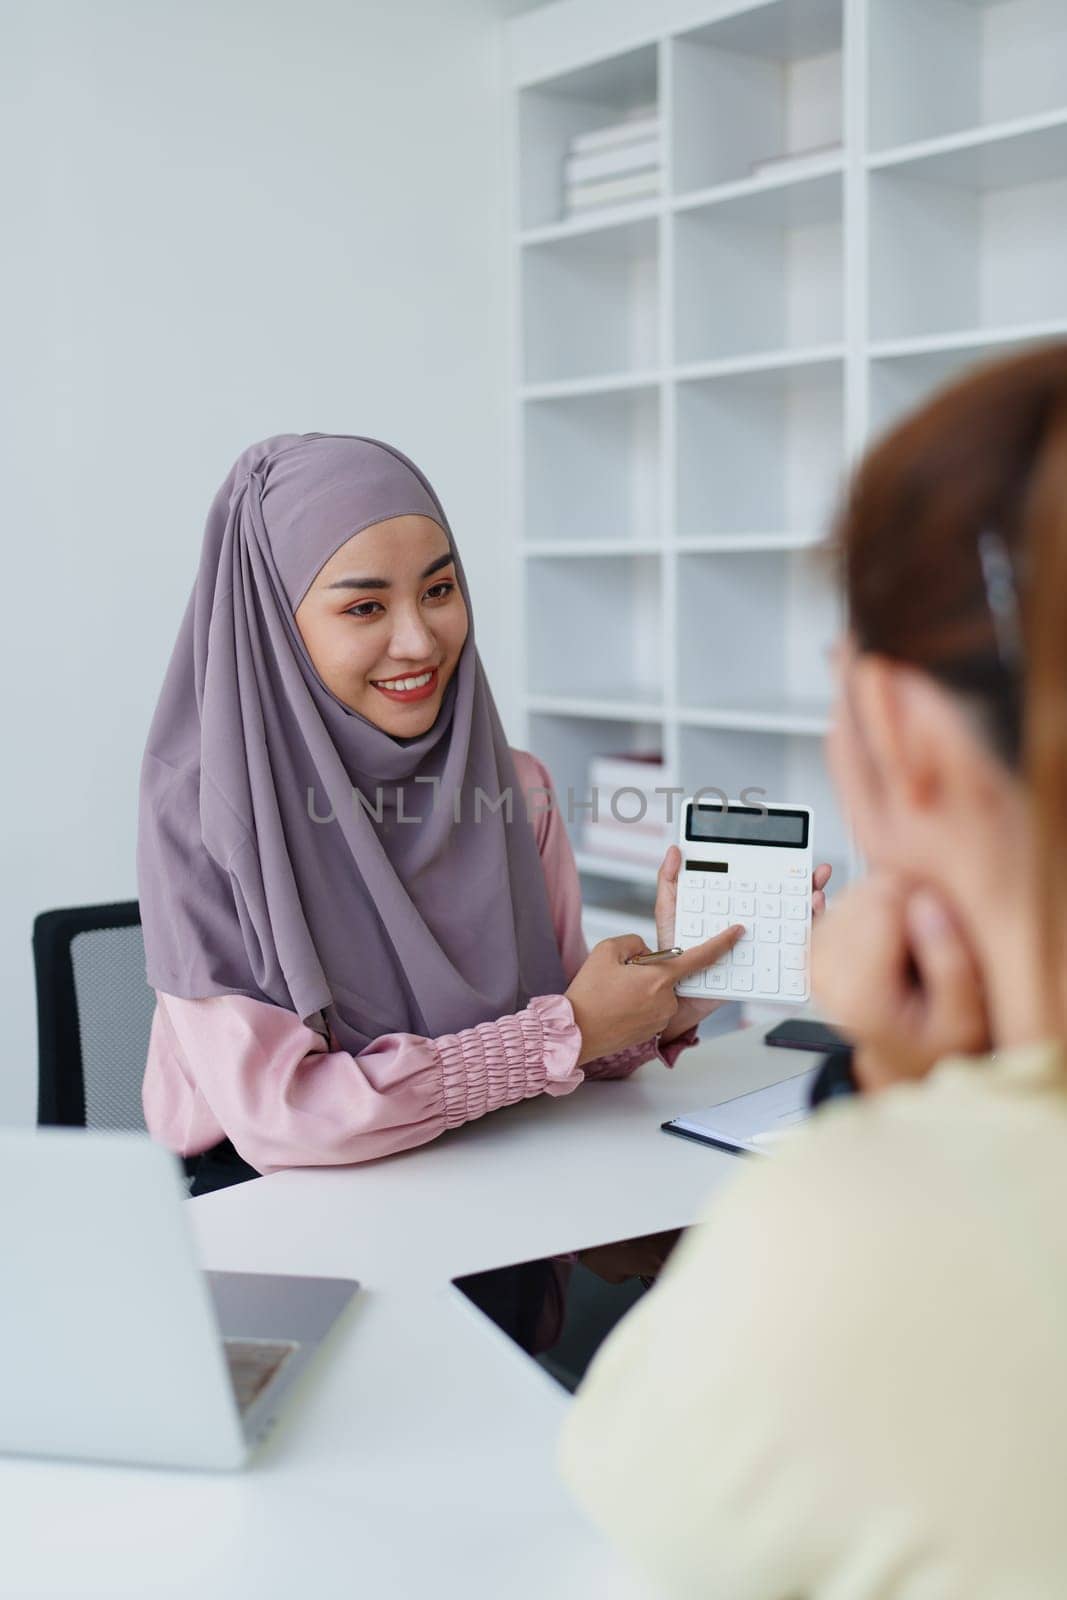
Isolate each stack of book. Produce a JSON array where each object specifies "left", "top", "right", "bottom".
[
  {"left": 581, "top": 750, "right": 676, "bottom": 866},
  {"left": 563, "top": 105, "right": 661, "bottom": 217}
]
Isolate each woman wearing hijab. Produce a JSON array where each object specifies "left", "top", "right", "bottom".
[{"left": 141, "top": 434, "right": 816, "bottom": 1196}]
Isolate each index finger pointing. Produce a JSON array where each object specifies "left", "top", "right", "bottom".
[{"left": 667, "top": 924, "right": 744, "bottom": 980}]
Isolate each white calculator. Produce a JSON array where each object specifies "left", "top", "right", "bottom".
[{"left": 673, "top": 798, "right": 814, "bottom": 1005}]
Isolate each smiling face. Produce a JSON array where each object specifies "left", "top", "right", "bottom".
[{"left": 294, "top": 514, "right": 469, "bottom": 735}]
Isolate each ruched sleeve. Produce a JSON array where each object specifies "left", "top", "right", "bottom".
[{"left": 144, "top": 987, "right": 584, "bottom": 1176}]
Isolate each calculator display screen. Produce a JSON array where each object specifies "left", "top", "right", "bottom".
[{"left": 686, "top": 804, "right": 809, "bottom": 849}]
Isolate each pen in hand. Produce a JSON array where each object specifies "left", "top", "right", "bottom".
[{"left": 624, "top": 946, "right": 683, "bottom": 965}]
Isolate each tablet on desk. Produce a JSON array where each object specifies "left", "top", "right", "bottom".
[
  {"left": 453, "top": 1074, "right": 816, "bottom": 1391},
  {"left": 454, "top": 1228, "right": 687, "bottom": 1393},
  {"left": 662, "top": 1066, "right": 819, "bottom": 1157}
]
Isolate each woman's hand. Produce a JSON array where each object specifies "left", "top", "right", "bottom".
[
  {"left": 811, "top": 874, "right": 990, "bottom": 1091},
  {"left": 565, "top": 930, "right": 743, "bottom": 1067},
  {"left": 655, "top": 846, "right": 833, "bottom": 1035}
]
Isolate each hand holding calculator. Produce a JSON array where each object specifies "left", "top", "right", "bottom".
[{"left": 672, "top": 798, "right": 814, "bottom": 1004}]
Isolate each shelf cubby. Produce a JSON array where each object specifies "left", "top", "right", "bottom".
[
  {"left": 868, "top": 122, "right": 1067, "bottom": 342},
  {"left": 525, "top": 553, "right": 663, "bottom": 706},
  {"left": 574, "top": 868, "right": 658, "bottom": 924},
  {"left": 868, "top": 0, "right": 1067, "bottom": 153},
  {"left": 675, "top": 358, "right": 844, "bottom": 539},
  {"left": 517, "top": 44, "right": 659, "bottom": 232},
  {"left": 523, "top": 385, "right": 659, "bottom": 544},
  {"left": 522, "top": 215, "right": 660, "bottom": 384},
  {"left": 581, "top": 902, "right": 657, "bottom": 948},
  {"left": 868, "top": 347, "right": 979, "bottom": 441},
  {"left": 867, "top": 330, "right": 1054, "bottom": 436},
  {"left": 675, "top": 549, "right": 837, "bottom": 721},
  {"left": 677, "top": 722, "right": 849, "bottom": 878},
  {"left": 526, "top": 710, "right": 666, "bottom": 850},
  {"left": 678, "top": 722, "right": 797, "bottom": 808},
  {"left": 672, "top": 0, "right": 843, "bottom": 195},
  {"left": 674, "top": 169, "right": 843, "bottom": 363}
]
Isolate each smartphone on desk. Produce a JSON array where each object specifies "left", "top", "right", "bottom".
[
  {"left": 764, "top": 1018, "right": 850, "bottom": 1053},
  {"left": 763, "top": 1018, "right": 858, "bottom": 1108}
]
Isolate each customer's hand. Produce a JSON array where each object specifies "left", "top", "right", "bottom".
[
  {"left": 565, "top": 930, "right": 742, "bottom": 1067},
  {"left": 655, "top": 846, "right": 833, "bottom": 1029},
  {"left": 811, "top": 874, "right": 990, "bottom": 1090}
]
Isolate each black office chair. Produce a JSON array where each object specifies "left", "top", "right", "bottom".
[{"left": 33, "top": 900, "right": 155, "bottom": 1132}]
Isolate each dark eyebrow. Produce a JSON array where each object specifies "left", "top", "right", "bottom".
[{"left": 326, "top": 551, "right": 455, "bottom": 592}]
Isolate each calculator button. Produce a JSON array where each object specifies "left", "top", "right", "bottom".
[
  {"left": 785, "top": 864, "right": 806, "bottom": 877},
  {"left": 782, "top": 947, "right": 806, "bottom": 971},
  {"left": 761, "top": 879, "right": 781, "bottom": 895},
  {"left": 680, "top": 913, "right": 703, "bottom": 937},
  {"left": 783, "top": 973, "right": 807, "bottom": 997},
  {"left": 706, "top": 967, "right": 728, "bottom": 992},
  {"left": 682, "top": 872, "right": 703, "bottom": 886},
  {"left": 757, "top": 919, "right": 780, "bottom": 943},
  {"left": 681, "top": 890, "right": 704, "bottom": 913},
  {"left": 785, "top": 899, "right": 807, "bottom": 920},
  {"left": 784, "top": 924, "right": 807, "bottom": 946},
  {"left": 758, "top": 895, "right": 781, "bottom": 919},
  {"left": 734, "top": 880, "right": 756, "bottom": 893},
  {"left": 707, "top": 892, "right": 730, "bottom": 915},
  {"left": 736, "top": 920, "right": 755, "bottom": 941},
  {"left": 755, "top": 948, "right": 780, "bottom": 994},
  {"left": 729, "top": 969, "right": 754, "bottom": 993},
  {"left": 731, "top": 944, "right": 753, "bottom": 967},
  {"left": 732, "top": 894, "right": 755, "bottom": 916},
  {"left": 784, "top": 879, "right": 806, "bottom": 895}
]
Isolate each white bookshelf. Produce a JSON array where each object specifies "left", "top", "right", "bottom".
[{"left": 506, "top": 0, "right": 1067, "bottom": 951}]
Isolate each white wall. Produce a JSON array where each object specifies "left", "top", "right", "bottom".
[{"left": 0, "top": 0, "right": 515, "bottom": 1123}]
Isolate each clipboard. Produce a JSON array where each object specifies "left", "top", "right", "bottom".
[{"left": 662, "top": 1066, "right": 819, "bottom": 1157}]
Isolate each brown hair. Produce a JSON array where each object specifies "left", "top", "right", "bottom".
[{"left": 836, "top": 343, "right": 1067, "bottom": 1023}]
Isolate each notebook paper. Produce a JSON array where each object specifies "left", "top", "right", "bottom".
[{"left": 665, "top": 1068, "right": 819, "bottom": 1156}]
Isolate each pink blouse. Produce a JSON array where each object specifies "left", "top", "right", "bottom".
[{"left": 142, "top": 749, "right": 700, "bottom": 1175}]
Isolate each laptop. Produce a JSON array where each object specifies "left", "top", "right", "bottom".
[{"left": 0, "top": 1126, "right": 360, "bottom": 1470}]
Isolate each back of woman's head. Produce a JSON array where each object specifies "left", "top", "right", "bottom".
[{"left": 836, "top": 342, "right": 1067, "bottom": 1011}]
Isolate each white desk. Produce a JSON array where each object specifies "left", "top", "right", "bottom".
[{"left": 1, "top": 1026, "right": 805, "bottom": 1600}]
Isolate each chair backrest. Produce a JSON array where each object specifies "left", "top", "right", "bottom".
[{"left": 33, "top": 902, "right": 155, "bottom": 1131}]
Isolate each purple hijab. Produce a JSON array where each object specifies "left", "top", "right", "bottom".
[{"left": 137, "top": 434, "right": 567, "bottom": 1055}]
